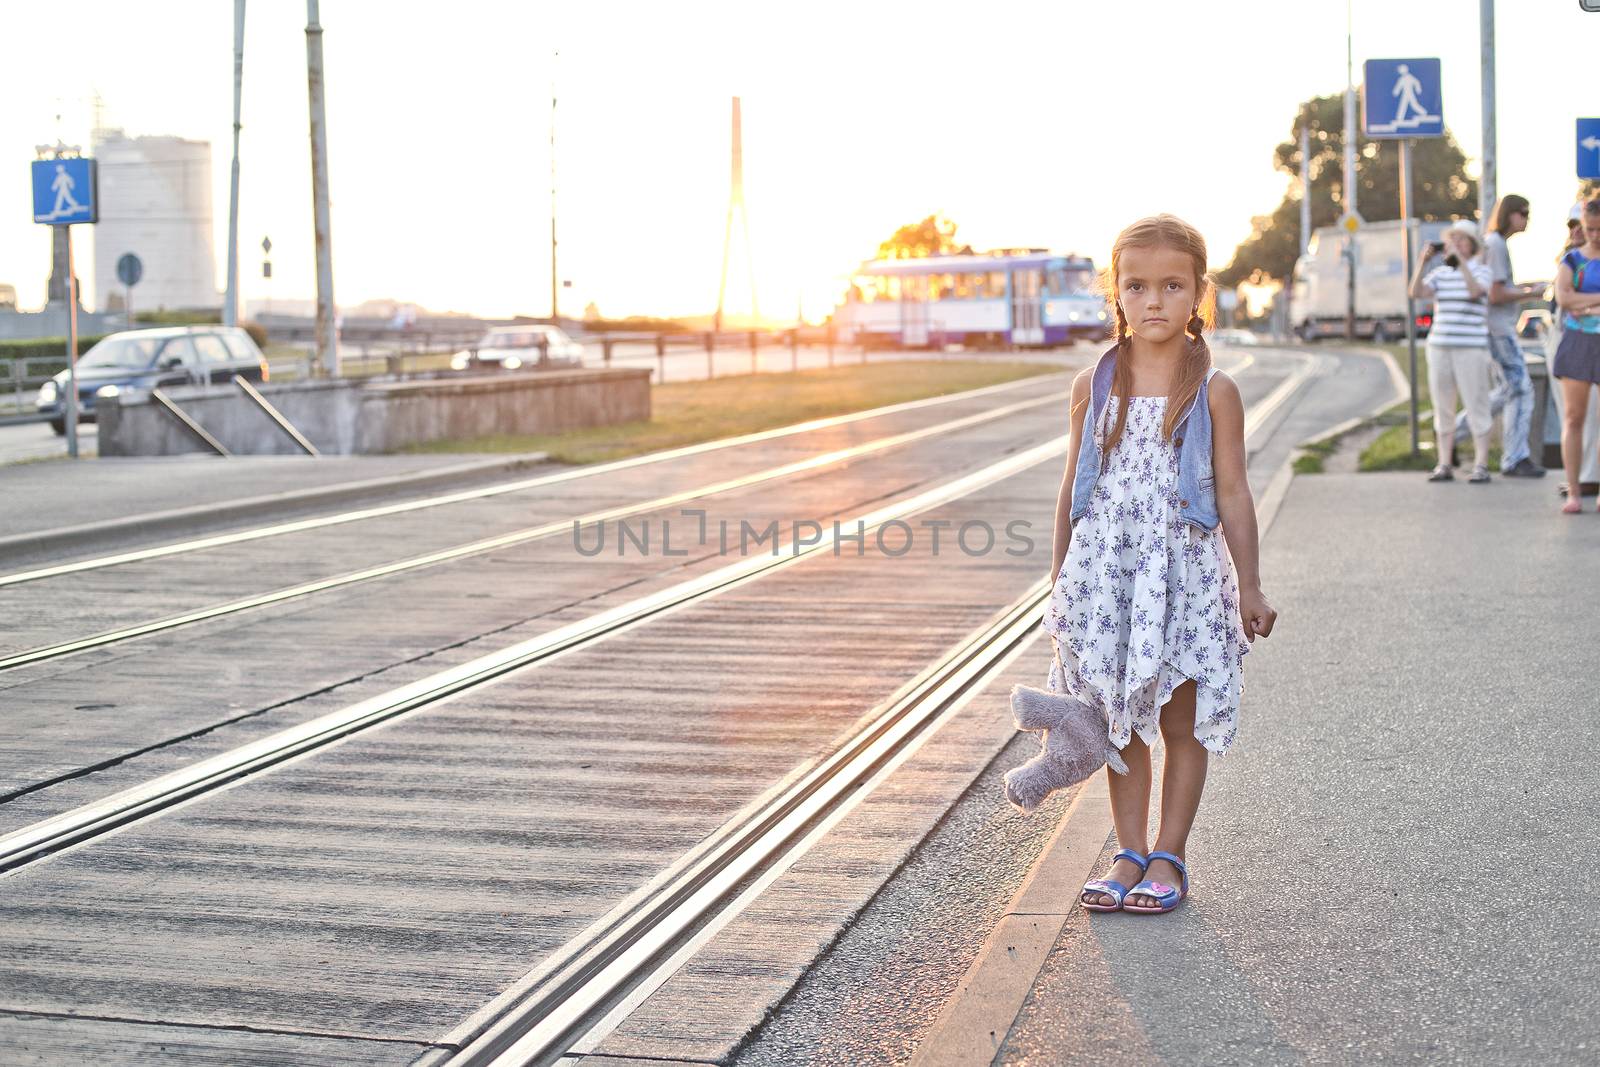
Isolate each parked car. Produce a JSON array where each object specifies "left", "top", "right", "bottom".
[
  {"left": 1210, "top": 328, "right": 1262, "bottom": 347},
  {"left": 35, "top": 325, "right": 269, "bottom": 435},
  {"left": 450, "top": 324, "right": 584, "bottom": 372}
]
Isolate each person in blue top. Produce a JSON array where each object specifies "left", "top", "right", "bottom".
[{"left": 1552, "top": 198, "right": 1600, "bottom": 512}]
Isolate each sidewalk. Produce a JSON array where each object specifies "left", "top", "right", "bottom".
[{"left": 961, "top": 471, "right": 1598, "bottom": 1064}]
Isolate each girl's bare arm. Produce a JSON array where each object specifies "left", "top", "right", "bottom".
[
  {"left": 1049, "top": 370, "right": 1092, "bottom": 585},
  {"left": 1208, "top": 373, "right": 1276, "bottom": 640}
]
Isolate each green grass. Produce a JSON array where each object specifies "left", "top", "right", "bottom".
[
  {"left": 1357, "top": 343, "right": 1507, "bottom": 471},
  {"left": 399, "top": 359, "right": 1064, "bottom": 464},
  {"left": 1360, "top": 343, "right": 1437, "bottom": 472},
  {"left": 1291, "top": 434, "right": 1341, "bottom": 474}
]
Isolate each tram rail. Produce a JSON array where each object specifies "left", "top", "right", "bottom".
[
  {"left": 0, "top": 388, "right": 1069, "bottom": 673},
  {"left": 0, "top": 374, "right": 1068, "bottom": 588}
]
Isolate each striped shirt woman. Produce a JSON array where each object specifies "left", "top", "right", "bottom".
[
  {"left": 1410, "top": 221, "right": 1495, "bottom": 482},
  {"left": 1423, "top": 259, "right": 1494, "bottom": 345}
]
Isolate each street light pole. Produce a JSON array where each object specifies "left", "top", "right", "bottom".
[
  {"left": 1300, "top": 116, "right": 1312, "bottom": 257},
  {"left": 305, "top": 0, "right": 338, "bottom": 376},
  {"left": 1479, "top": 0, "right": 1497, "bottom": 222},
  {"left": 550, "top": 53, "right": 558, "bottom": 324},
  {"left": 1343, "top": 0, "right": 1358, "bottom": 340},
  {"left": 224, "top": 0, "right": 245, "bottom": 327}
]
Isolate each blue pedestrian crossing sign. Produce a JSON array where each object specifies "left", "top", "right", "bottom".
[
  {"left": 1578, "top": 119, "right": 1600, "bottom": 180},
  {"left": 31, "top": 157, "right": 97, "bottom": 225},
  {"left": 1362, "top": 58, "right": 1444, "bottom": 139}
]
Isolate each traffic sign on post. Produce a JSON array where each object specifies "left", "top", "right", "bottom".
[
  {"left": 1362, "top": 59, "right": 1441, "bottom": 458},
  {"left": 1577, "top": 119, "right": 1600, "bottom": 180},
  {"left": 31, "top": 153, "right": 96, "bottom": 460},
  {"left": 31, "top": 157, "right": 97, "bottom": 224},
  {"left": 1362, "top": 59, "right": 1444, "bottom": 140},
  {"left": 115, "top": 252, "right": 143, "bottom": 288}
]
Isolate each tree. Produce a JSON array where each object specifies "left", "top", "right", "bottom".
[
  {"left": 1218, "top": 94, "right": 1478, "bottom": 288},
  {"left": 876, "top": 213, "right": 973, "bottom": 259}
]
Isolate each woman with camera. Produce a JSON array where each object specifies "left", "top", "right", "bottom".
[{"left": 1410, "top": 220, "right": 1495, "bottom": 483}]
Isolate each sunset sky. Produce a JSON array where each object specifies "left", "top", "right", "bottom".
[{"left": 1, "top": 1, "right": 1594, "bottom": 323}]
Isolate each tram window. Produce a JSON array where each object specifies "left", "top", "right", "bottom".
[
  {"left": 935, "top": 273, "right": 956, "bottom": 300},
  {"left": 954, "top": 273, "right": 974, "bottom": 299},
  {"left": 989, "top": 272, "right": 1007, "bottom": 296},
  {"left": 886, "top": 277, "right": 901, "bottom": 301}
]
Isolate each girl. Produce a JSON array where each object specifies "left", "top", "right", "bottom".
[
  {"left": 1044, "top": 214, "right": 1277, "bottom": 915},
  {"left": 1552, "top": 198, "right": 1600, "bottom": 513}
]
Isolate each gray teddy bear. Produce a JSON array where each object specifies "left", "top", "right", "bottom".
[{"left": 1003, "top": 673, "right": 1128, "bottom": 814}]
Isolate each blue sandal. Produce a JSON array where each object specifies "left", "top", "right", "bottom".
[
  {"left": 1080, "top": 848, "right": 1148, "bottom": 912},
  {"left": 1122, "top": 850, "right": 1189, "bottom": 914}
]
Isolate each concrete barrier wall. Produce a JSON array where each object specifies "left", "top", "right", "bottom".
[{"left": 98, "top": 367, "right": 651, "bottom": 456}]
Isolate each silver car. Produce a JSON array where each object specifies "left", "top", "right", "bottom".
[{"left": 451, "top": 325, "right": 584, "bottom": 372}]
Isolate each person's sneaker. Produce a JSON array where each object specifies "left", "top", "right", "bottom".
[
  {"left": 1428, "top": 464, "right": 1454, "bottom": 482},
  {"left": 1503, "top": 458, "right": 1547, "bottom": 478},
  {"left": 1469, "top": 465, "right": 1492, "bottom": 484}
]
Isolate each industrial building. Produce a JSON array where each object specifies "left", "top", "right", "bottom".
[{"left": 90, "top": 128, "right": 219, "bottom": 314}]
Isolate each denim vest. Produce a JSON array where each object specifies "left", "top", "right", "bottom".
[{"left": 1068, "top": 346, "right": 1220, "bottom": 532}]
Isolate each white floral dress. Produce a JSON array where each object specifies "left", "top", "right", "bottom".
[{"left": 1043, "top": 393, "right": 1249, "bottom": 756}]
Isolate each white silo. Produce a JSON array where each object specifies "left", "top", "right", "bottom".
[{"left": 91, "top": 128, "right": 219, "bottom": 314}]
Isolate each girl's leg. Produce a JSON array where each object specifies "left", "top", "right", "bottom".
[
  {"left": 1127, "top": 681, "right": 1207, "bottom": 908},
  {"left": 1560, "top": 377, "right": 1591, "bottom": 500},
  {"left": 1082, "top": 732, "right": 1152, "bottom": 908}
]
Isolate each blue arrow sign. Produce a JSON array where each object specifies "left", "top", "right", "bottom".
[
  {"left": 31, "top": 157, "right": 97, "bottom": 225},
  {"left": 1578, "top": 119, "right": 1600, "bottom": 180},
  {"left": 1363, "top": 58, "right": 1444, "bottom": 139}
]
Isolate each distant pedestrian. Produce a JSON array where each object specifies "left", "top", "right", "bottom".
[
  {"left": 1476, "top": 196, "right": 1547, "bottom": 476},
  {"left": 1041, "top": 213, "right": 1275, "bottom": 917},
  {"left": 1551, "top": 198, "right": 1600, "bottom": 512},
  {"left": 1550, "top": 204, "right": 1600, "bottom": 496},
  {"left": 1410, "top": 220, "right": 1495, "bottom": 483}
]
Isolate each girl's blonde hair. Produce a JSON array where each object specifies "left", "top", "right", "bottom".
[{"left": 1098, "top": 213, "right": 1216, "bottom": 452}]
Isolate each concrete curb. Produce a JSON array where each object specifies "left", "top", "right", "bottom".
[
  {"left": 0, "top": 452, "right": 549, "bottom": 560},
  {"left": 909, "top": 776, "right": 1112, "bottom": 1067}
]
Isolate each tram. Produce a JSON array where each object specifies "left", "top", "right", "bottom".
[{"left": 834, "top": 251, "right": 1109, "bottom": 348}]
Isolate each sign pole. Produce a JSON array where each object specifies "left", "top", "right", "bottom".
[
  {"left": 65, "top": 227, "right": 79, "bottom": 460},
  {"left": 1399, "top": 138, "right": 1419, "bottom": 456}
]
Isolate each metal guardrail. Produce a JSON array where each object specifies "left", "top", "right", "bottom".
[
  {"left": 150, "top": 388, "right": 231, "bottom": 456},
  {"left": 1, "top": 356, "right": 66, "bottom": 425},
  {"left": 235, "top": 377, "right": 319, "bottom": 456}
]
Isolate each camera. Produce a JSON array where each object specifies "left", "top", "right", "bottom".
[{"left": 1427, "top": 241, "right": 1446, "bottom": 255}]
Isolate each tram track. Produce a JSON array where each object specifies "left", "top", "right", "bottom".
[
  {"left": 0, "top": 373, "right": 1069, "bottom": 589},
  {"left": 0, "top": 349, "right": 1321, "bottom": 1065},
  {"left": 0, "top": 388, "right": 1070, "bottom": 673},
  {"left": 0, "top": 353, "right": 1280, "bottom": 674}
]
